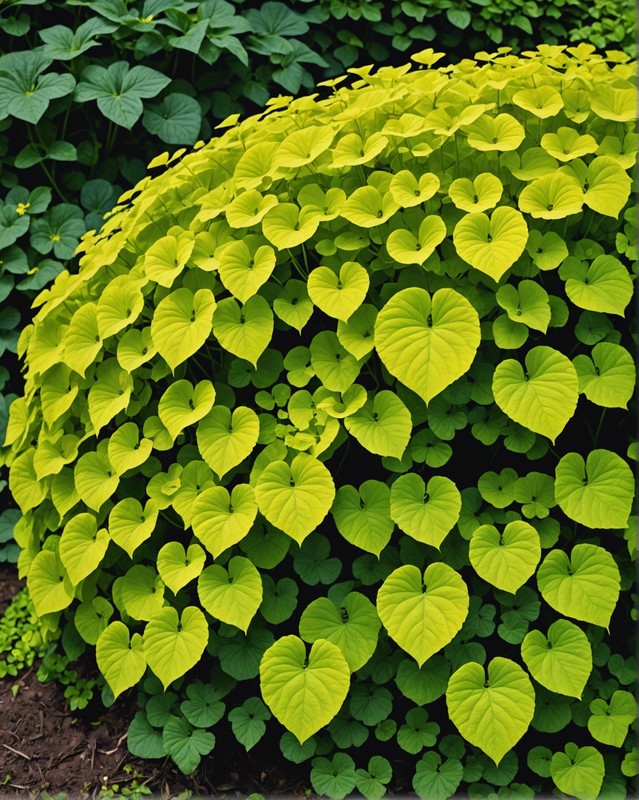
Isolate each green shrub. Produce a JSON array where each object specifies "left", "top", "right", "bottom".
[{"left": 3, "top": 46, "right": 638, "bottom": 795}]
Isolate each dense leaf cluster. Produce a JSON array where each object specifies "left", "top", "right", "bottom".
[{"left": 2, "top": 46, "right": 636, "bottom": 796}]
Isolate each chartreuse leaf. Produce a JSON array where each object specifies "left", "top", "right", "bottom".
[
  {"left": 541, "top": 127, "right": 598, "bottom": 162},
  {"left": 526, "top": 229, "right": 568, "bottom": 271},
  {"left": 580, "top": 156, "right": 632, "bottom": 218},
  {"left": 63, "top": 303, "right": 102, "bottom": 376},
  {"left": 260, "top": 635, "right": 350, "bottom": 744},
  {"left": 117, "top": 327, "right": 157, "bottom": 372},
  {"left": 74, "top": 443, "right": 119, "bottom": 512},
  {"left": 496, "top": 280, "right": 551, "bottom": 333},
  {"left": 197, "top": 405, "right": 259, "bottom": 479},
  {"left": 96, "top": 275, "right": 145, "bottom": 339},
  {"left": 158, "top": 379, "right": 215, "bottom": 439},
  {"left": 469, "top": 521, "right": 540, "bottom": 593},
  {"left": 157, "top": 542, "right": 206, "bottom": 594},
  {"left": 377, "top": 563, "right": 469, "bottom": 666},
  {"left": 386, "top": 216, "right": 446, "bottom": 266},
  {"left": 225, "top": 192, "right": 278, "bottom": 229},
  {"left": 537, "top": 544, "right": 620, "bottom": 628},
  {"left": 151, "top": 287, "right": 216, "bottom": 371},
  {"left": 216, "top": 238, "right": 276, "bottom": 303},
  {"left": 198, "top": 556, "right": 262, "bottom": 631},
  {"left": 59, "top": 512, "right": 110, "bottom": 585},
  {"left": 310, "top": 330, "right": 361, "bottom": 392},
  {"left": 518, "top": 172, "right": 583, "bottom": 219},
  {"left": 588, "top": 690, "right": 636, "bottom": 747},
  {"left": 191, "top": 484, "right": 258, "bottom": 558},
  {"left": 109, "top": 498, "right": 159, "bottom": 558},
  {"left": 344, "top": 391, "right": 411, "bottom": 459},
  {"left": 143, "top": 234, "right": 194, "bottom": 287},
  {"left": 9, "top": 449, "right": 47, "bottom": 512},
  {"left": 273, "top": 279, "right": 314, "bottom": 332},
  {"left": 492, "top": 346, "right": 578, "bottom": 442},
  {"left": 390, "top": 474, "right": 461, "bottom": 548},
  {"left": 115, "top": 565, "right": 165, "bottom": 621},
  {"left": 28, "top": 546, "right": 74, "bottom": 616},
  {"left": 521, "top": 620, "right": 592, "bottom": 698},
  {"left": 554, "top": 449, "right": 633, "bottom": 529},
  {"left": 563, "top": 255, "right": 632, "bottom": 316},
  {"left": 88, "top": 359, "right": 133, "bottom": 435},
  {"left": 212, "top": 295, "right": 273, "bottom": 367},
  {"left": 573, "top": 343, "right": 635, "bottom": 408},
  {"left": 107, "top": 423, "right": 152, "bottom": 475},
  {"left": 307, "top": 261, "right": 369, "bottom": 321},
  {"left": 449, "top": 173, "right": 502, "bottom": 212},
  {"left": 550, "top": 743, "right": 604, "bottom": 800},
  {"left": 262, "top": 203, "right": 319, "bottom": 249},
  {"left": 374, "top": 288, "right": 480, "bottom": 405},
  {"left": 389, "top": 170, "right": 439, "bottom": 207},
  {"left": 299, "top": 591, "right": 380, "bottom": 672},
  {"left": 143, "top": 606, "right": 209, "bottom": 689},
  {"left": 453, "top": 207, "right": 528, "bottom": 281},
  {"left": 336, "top": 304, "right": 377, "bottom": 360},
  {"left": 465, "top": 114, "right": 525, "bottom": 151},
  {"left": 446, "top": 657, "right": 535, "bottom": 765},
  {"left": 96, "top": 621, "right": 146, "bottom": 700},
  {"left": 255, "top": 453, "right": 335, "bottom": 545},
  {"left": 331, "top": 480, "right": 393, "bottom": 556}
]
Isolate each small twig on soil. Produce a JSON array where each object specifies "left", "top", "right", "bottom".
[
  {"left": 9, "top": 784, "right": 29, "bottom": 790},
  {"left": 1, "top": 743, "right": 31, "bottom": 760}
]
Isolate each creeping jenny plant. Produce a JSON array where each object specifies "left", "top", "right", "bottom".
[{"left": 3, "top": 45, "right": 637, "bottom": 795}]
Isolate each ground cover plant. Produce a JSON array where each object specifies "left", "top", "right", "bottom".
[
  {"left": 0, "top": 0, "right": 634, "bottom": 561},
  {"left": 1, "top": 41, "right": 638, "bottom": 800}
]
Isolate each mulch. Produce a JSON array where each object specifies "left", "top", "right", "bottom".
[{"left": 0, "top": 566, "right": 311, "bottom": 799}]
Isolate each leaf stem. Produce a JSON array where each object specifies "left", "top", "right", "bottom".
[{"left": 28, "top": 127, "right": 71, "bottom": 204}]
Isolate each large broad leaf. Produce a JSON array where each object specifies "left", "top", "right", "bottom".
[
  {"left": 554, "top": 449, "right": 633, "bottom": 529},
  {"left": 87, "top": 359, "right": 133, "bottom": 435},
  {"left": 307, "top": 261, "right": 369, "bottom": 321},
  {"left": 212, "top": 295, "right": 273, "bottom": 367},
  {"left": 343, "top": 391, "right": 412, "bottom": 459},
  {"left": 157, "top": 542, "right": 206, "bottom": 594},
  {"left": 331, "top": 480, "right": 394, "bottom": 557},
  {"left": 143, "top": 606, "right": 209, "bottom": 689},
  {"left": 158, "top": 379, "right": 216, "bottom": 439},
  {"left": 389, "top": 474, "right": 461, "bottom": 549},
  {"left": 196, "top": 405, "right": 260, "bottom": 479},
  {"left": 374, "top": 288, "right": 480, "bottom": 405},
  {"left": 377, "top": 563, "right": 469, "bottom": 666},
  {"left": 198, "top": 556, "right": 262, "bottom": 632},
  {"left": 469, "top": 521, "right": 540, "bottom": 593},
  {"left": 550, "top": 744, "right": 604, "bottom": 800},
  {"left": 191, "top": 484, "right": 258, "bottom": 558},
  {"left": 216, "top": 238, "right": 276, "bottom": 302},
  {"left": 9, "top": 449, "right": 48, "bottom": 512},
  {"left": 143, "top": 234, "right": 194, "bottom": 287},
  {"left": 573, "top": 343, "right": 635, "bottom": 409},
  {"left": 260, "top": 635, "right": 350, "bottom": 743},
  {"left": 299, "top": 591, "right": 381, "bottom": 672},
  {"left": 588, "top": 690, "right": 637, "bottom": 747},
  {"left": 446, "top": 657, "right": 535, "bottom": 765},
  {"left": 107, "top": 422, "right": 153, "bottom": 475},
  {"left": 254, "top": 453, "right": 335, "bottom": 545},
  {"left": 521, "top": 620, "right": 592, "bottom": 698},
  {"left": 115, "top": 565, "right": 165, "bottom": 621},
  {"left": 59, "top": 512, "right": 110, "bottom": 585},
  {"left": 492, "top": 346, "right": 578, "bottom": 442},
  {"left": 564, "top": 255, "right": 633, "bottom": 316},
  {"left": 151, "top": 287, "right": 216, "bottom": 371},
  {"left": 96, "top": 621, "right": 147, "bottom": 699},
  {"left": 537, "top": 544, "right": 620, "bottom": 628},
  {"left": 109, "top": 498, "right": 159, "bottom": 558},
  {"left": 74, "top": 445, "right": 119, "bottom": 512},
  {"left": 453, "top": 206, "right": 528, "bottom": 281},
  {"left": 28, "top": 547, "right": 74, "bottom": 616}
]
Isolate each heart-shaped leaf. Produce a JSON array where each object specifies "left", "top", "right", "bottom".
[
  {"left": 212, "top": 295, "right": 273, "bottom": 367},
  {"left": 143, "top": 606, "right": 209, "bottom": 689},
  {"left": 496, "top": 280, "right": 551, "bottom": 333},
  {"left": 28, "top": 547, "right": 74, "bottom": 617},
  {"left": 550, "top": 744, "right": 604, "bottom": 800},
  {"left": 158, "top": 379, "right": 215, "bottom": 439},
  {"left": 307, "top": 261, "right": 369, "bottom": 321},
  {"left": 59, "top": 512, "right": 110, "bottom": 585},
  {"left": 157, "top": 542, "right": 206, "bottom": 594},
  {"left": 588, "top": 690, "right": 636, "bottom": 747},
  {"left": 374, "top": 288, "right": 480, "bottom": 405},
  {"left": 299, "top": 591, "right": 381, "bottom": 672},
  {"left": 537, "top": 543, "right": 620, "bottom": 628},
  {"left": 151, "top": 287, "right": 216, "bottom": 371},
  {"left": 386, "top": 216, "right": 447, "bottom": 266},
  {"left": 197, "top": 405, "right": 260, "bottom": 479},
  {"left": 573, "top": 343, "right": 635, "bottom": 409},
  {"left": 389, "top": 474, "right": 461, "bottom": 549},
  {"left": 344, "top": 391, "right": 412, "bottom": 459},
  {"left": 191, "top": 484, "right": 258, "bottom": 558},
  {"left": 564, "top": 255, "right": 633, "bottom": 316},
  {"left": 446, "top": 657, "right": 535, "bottom": 765},
  {"left": 198, "top": 556, "right": 262, "bottom": 632},
  {"left": 255, "top": 453, "right": 335, "bottom": 545},
  {"left": 331, "top": 480, "right": 394, "bottom": 557},
  {"left": 260, "top": 635, "right": 350, "bottom": 743},
  {"left": 453, "top": 206, "right": 528, "bottom": 281},
  {"left": 492, "top": 346, "right": 578, "bottom": 442},
  {"left": 521, "top": 619, "right": 592, "bottom": 698},
  {"left": 469, "top": 521, "right": 541, "bottom": 593},
  {"left": 96, "top": 621, "right": 147, "bottom": 699},
  {"left": 216, "top": 238, "right": 277, "bottom": 302},
  {"left": 377, "top": 563, "right": 469, "bottom": 666},
  {"left": 108, "top": 498, "right": 159, "bottom": 558},
  {"left": 554, "top": 449, "right": 633, "bottom": 529}
]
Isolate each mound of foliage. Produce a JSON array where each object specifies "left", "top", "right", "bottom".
[
  {"left": 3, "top": 45, "right": 637, "bottom": 797},
  {"left": 0, "top": 0, "right": 634, "bottom": 563}
]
